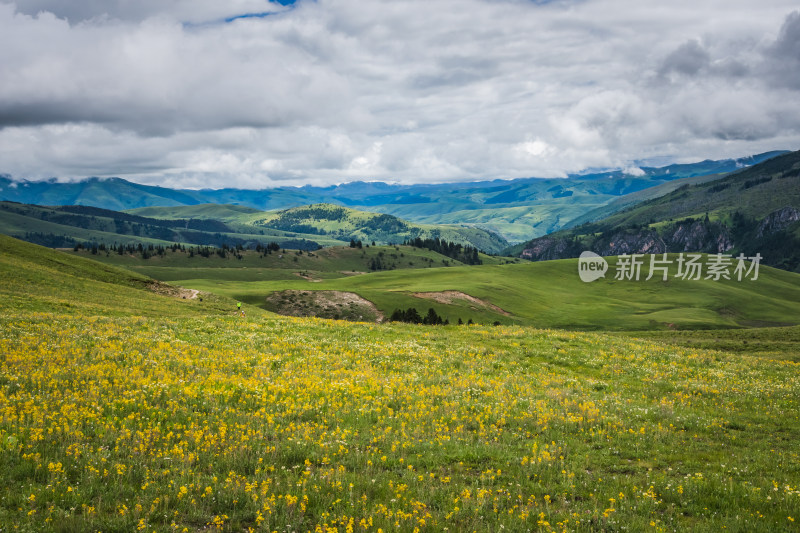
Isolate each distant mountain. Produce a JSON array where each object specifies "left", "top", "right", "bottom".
[
  {"left": 0, "top": 201, "right": 508, "bottom": 253},
  {"left": 0, "top": 151, "right": 787, "bottom": 243},
  {"left": 513, "top": 149, "right": 800, "bottom": 272}
]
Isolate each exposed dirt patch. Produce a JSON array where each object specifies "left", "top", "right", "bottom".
[
  {"left": 147, "top": 282, "right": 200, "bottom": 300},
  {"left": 413, "top": 291, "right": 511, "bottom": 316},
  {"left": 266, "top": 290, "right": 383, "bottom": 322}
]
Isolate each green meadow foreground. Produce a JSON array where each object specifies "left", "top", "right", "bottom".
[{"left": 1, "top": 236, "right": 800, "bottom": 531}]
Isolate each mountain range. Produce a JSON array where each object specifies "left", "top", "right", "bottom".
[
  {"left": 0, "top": 151, "right": 786, "bottom": 243},
  {"left": 514, "top": 149, "right": 800, "bottom": 272}
]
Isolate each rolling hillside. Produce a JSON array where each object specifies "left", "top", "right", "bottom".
[
  {"left": 0, "top": 151, "right": 786, "bottom": 242},
  {"left": 129, "top": 203, "right": 509, "bottom": 252},
  {"left": 125, "top": 249, "right": 800, "bottom": 331},
  {"left": 0, "top": 201, "right": 509, "bottom": 253},
  {"left": 514, "top": 149, "right": 800, "bottom": 271},
  {"left": 0, "top": 201, "right": 333, "bottom": 250},
  {"left": 0, "top": 234, "right": 233, "bottom": 316}
]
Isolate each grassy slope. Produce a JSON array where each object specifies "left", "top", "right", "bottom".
[
  {"left": 0, "top": 205, "right": 185, "bottom": 247},
  {"left": 0, "top": 201, "right": 350, "bottom": 248},
  {"left": 69, "top": 246, "right": 514, "bottom": 316},
  {"left": 575, "top": 150, "right": 800, "bottom": 230},
  {"left": 0, "top": 235, "right": 799, "bottom": 531},
  {"left": 0, "top": 234, "right": 236, "bottom": 316},
  {"left": 128, "top": 203, "right": 264, "bottom": 220},
  {"left": 131, "top": 203, "right": 509, "bottom": 253},
  {"left": 146, "top": 251, "right": 800, "bottom": 330},
  {"left": 563, "top": 172, "right": 729, "bottom": 229},
  {"left": 626, "top": 325, "right": 800, "bottom": 361},
  {"left": 379, "top": 203, "right": 602, "bottom": 243}
]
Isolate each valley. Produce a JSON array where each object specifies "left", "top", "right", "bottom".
[
  {"left": 1, "top": 150, "right": 799, "bottom": 531},
  {"left": 4, "top": 1, "right": 800, "bottom": 529}
]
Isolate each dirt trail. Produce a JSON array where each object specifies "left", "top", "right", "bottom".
[{"left": 147, "top": 282, "right": 200, "bottom": 300}]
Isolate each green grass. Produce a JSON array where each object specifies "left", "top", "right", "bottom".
[
  {"left": 0, "top": 234, "right": 238, "bottom": 317},
  {"left": 69, "top": 245, "right": 513, "bottom": 278},
  {"left": 0, "top": 238, "right": 799, "bottom": 531},
  {"left": 128, "top": 203, "right": 510, "bottom": 253},
  {"left": 1, "top": 234, "right": 800, "bottom": 531},
  {"left": 623, "top": 325, "right": 800, "bottom": 361},
  {"left": 133, "top": 251, "right": 800, "bottom": 331},
  {"left": 371, "top": 202, "right": 607, "bottom": 243},
  {"left": 543, "top": 151, "right": 800, "bottom": 242}
]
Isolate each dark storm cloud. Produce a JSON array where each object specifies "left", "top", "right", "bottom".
[
  {"left": 763, "top": 11, "right": 800, "bottom": 89},
  {"left": 660, "top": 39, "right": 710, "bottom": 77}
]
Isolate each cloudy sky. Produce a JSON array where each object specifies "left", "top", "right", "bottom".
[{"left": 1, "top": 0, "right": 799, "bottom": 189}]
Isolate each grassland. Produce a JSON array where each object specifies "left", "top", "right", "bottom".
[
  {"left": 624, "top": 326, "right": 800, "bottom": 362},
  {"left": 73, "top": 243, "right": 511, "bottom": 275},
  {"left": 80, "top": 245, "right": 800, "bottom": 331},
  {"left": 2, "top": 236, "right": 800, "bottom": 531}
]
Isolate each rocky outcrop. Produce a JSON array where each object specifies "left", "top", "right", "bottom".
[
  {"left": 520, "top": 237, "right": 577, "bottom": 260},
  {"left": 519, "top": 204, "right": 800, "bottom": 272},
  {"left": 605, "top": 229, "right": 665, "bottom": 255},
  {"left": 756, "top": 207, "right": 800, "bottom": 238},
  {"left": 667, "top": 220, "right": 732, "bottom": 253},
  {"left": 520, "top": 219, "right": 733, "bottom": 261}
]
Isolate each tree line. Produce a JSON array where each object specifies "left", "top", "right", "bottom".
[
  {"left": 404, "top": 237, "right": 482, "bottom": 265},
  {"left": 388, "top": 307, "right": 483, "bottom": 326}
]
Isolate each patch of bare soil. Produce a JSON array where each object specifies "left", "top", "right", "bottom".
[
  {"left": 147, "top": 282, "right": 200, "bottom": 300},
  {"left": 266, "top": 290, "right": 384, "bottom": 322},
  {"left": 412, "top": 291, "right": 511, "bottom": 316}
]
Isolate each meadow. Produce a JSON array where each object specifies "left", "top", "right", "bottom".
[
  {"left": 2, "top": 312, "right": 799, "bottom": 532},
  {"left": 2, "top": 236, "right": 800, "bottom": 531},
  {"left": 79, "top": 246, "right": 800, "bottom": 331}
]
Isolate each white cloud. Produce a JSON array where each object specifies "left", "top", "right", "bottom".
[
  {"left": 0, "top": 0, "right": 799, "bottom": 188},
  {"left": 623, "top": 166, "right": 646, "bottom": 177}
]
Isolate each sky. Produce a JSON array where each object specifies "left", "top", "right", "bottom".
[{"left": 1, "top": 0, "right": 799, "bottom": 189}]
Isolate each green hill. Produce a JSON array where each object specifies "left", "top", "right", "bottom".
[
  {"left": 1, "top": 201, "right": 508, "bottom": 253},
  {"left": 0, "top": 234, "right": 233, "bottom": 316},
  {"left": 150, "top": 252, "right": 800, "bottom": 331},
  {"left": 562, "top": 172, "right": 731, "bottom": 230},
  {"left": 128, "top": 203, "right": 264, "bottom": 221},
  {"left": 128, "top": 203, "right": 509, "bottom": 253},
  {"left": 581, "top": 150, "right": 800, "bottom": 227},
  {"left": 253, "top": 203, "right": 508, "bottom": 252},
  {"left": 67, "top": 242, "right": 512, "bottom": 281},
  {"left": 0, "top": 201, "right": 342, "bottom": 250},
  {"left": 514, "top": 150, "right": 800, "bottom": 271}
]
